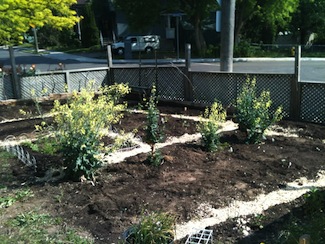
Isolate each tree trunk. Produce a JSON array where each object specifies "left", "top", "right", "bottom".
[
  {"left": 194, "top": 17, "right": 206, "bottom": 56},
  {"left": 9, "top": 46, "right": 20, "bottom": 99}
]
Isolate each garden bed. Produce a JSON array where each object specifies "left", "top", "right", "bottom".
[{"left": 0, "top": 100, "right": 325, "bottom": 243}]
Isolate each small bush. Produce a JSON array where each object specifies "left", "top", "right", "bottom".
[
  {"left": 144, "top": 85, "right": 164, "bottom": 166},
  {"left": 234, "top": 40, "right": 257, "bottom": 57},
  {"left": 51, "top": 82, "right": 130, "bottom": 180},
  {"left": 126, "top": 211, "right": 175, "bottom": 244},
  {"left": 197, "top": 101, "right": 226, "bottom": 152},
  {"left": 235, "top": 78, "right": 282, "bottom": 143}
]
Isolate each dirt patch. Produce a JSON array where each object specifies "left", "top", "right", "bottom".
[{"left": 1, "top": 100, "right": 325, "bottom": 243}]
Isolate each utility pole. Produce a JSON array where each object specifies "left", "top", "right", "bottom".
[{"left": 220, "top": 0, "right": 235, "bottom": 72}]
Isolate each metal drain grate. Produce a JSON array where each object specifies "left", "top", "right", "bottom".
[{"left": 185, "top": 228, "right": 213, "bottom": 244}]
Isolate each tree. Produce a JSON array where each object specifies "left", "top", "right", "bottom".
[
  {"left": 92, "top": 0, "right": 116, "bottom": 42},
  {"left": 37, "top": 26, "right": 80, "bottom": 49},
  {"left": 81, "top": 3, "right": 99, "bottom": 47},
  {"left": 0, "top": 0, "right": 80, "bottom": 45},
  {"left": 179, "top": 0, "right": 218, "bottom": 55},
  {"left": 114, "top": 0, "right": 218, "bottom": 55},
  {"left": 235, "top": 0, "right": 299, "bottom": 43},
  {"left": 290, "top": 0, "right": 325, "bottom": 45},
  {"left": 0, "top": 0, "right": 80, "bottom": 98},
  {"left": 114, "top": 0, "right": 161, "bottom": 33}
]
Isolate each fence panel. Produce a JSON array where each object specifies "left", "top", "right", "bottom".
[
  {"left": 157, "top": 66, "right": 186, "bottom": 100},
  {"left": 111, "top": 66, "right": 186, "bottom": 100},
  {"left": 192, "top": 72, "right": 238, "bottom": 106},
  {"left": 1, "top": 66, "right": 324, "bottom": 125},
  {"left": 0, "top": 75, "right": 14, "bottom": 100},
  {"left": 112, "top": 67, "right": 142, "bottom": 87},
  {"left": 20, "top": 74, "right": 66, "bottom": 99},
  {"left": 192, "top": 72, "right": 292, "bottom": 117},
  {"left": 300, "top": 82, "right": 325, "bottom": 124},
  {"left": 68, "top": 69, "right": 108, "bottom": 92}
]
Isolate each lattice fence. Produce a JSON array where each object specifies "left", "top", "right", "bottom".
[
  {"left": 192, "top": 72, "right": 293, "bottom": 117},
  {"left": 157, "top": 66, "right": 186, "bottom": 100},
  {"left": 20, "top": 74, "right": 66, "bottom": 99},
  {"left": 1, "top": 66, "right": 324, "bottom": 124},
  {"left": 112, "top": 66, "right": 187, "bottom": 100},
  {"left": 68, "top": 69, "right": 108, "bottom": 92},
  {"left": 300, "top": 82, "right": 325, "bottom": 124},
  {"left": 0, "top": 75, "right": 14, "bottom": 100}
]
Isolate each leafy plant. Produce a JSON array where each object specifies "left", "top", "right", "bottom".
[
  {"left": 109, "top": 130, "right": 138, "bottom": 152},
  {"left": 197, "top": 101, "right": 226, "bottom": 152},
  {"left": 21, "top": 137, "right": 58, "bottom": 155},
  {"left": 51, "top": 82, "right": 130, "bottom": 180},
  {"left": 144, "top": 85, "right": 164, "bottom": 166},
  {"left": 0, "top": 189, "right": 33, "bottom": 208},
  {"left": 235, "top": 78, "right": 283, "bottom": 143},
  {"left": 125, "top": 211, "right": 175, "bottom": 244}
]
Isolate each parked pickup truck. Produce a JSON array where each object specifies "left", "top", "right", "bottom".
[{"left": 111, "top": 35, "right": 160, "bottom": 55}]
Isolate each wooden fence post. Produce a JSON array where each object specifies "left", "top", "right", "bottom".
[
  {"left": 107, "top": 45, "right": 114, "bottom": 85},
  {"left": 290, "top": 45, "right": 301, "bottom": 120},
  {"left": 184, "top": 43, "right": 193, "bottom": 101}
]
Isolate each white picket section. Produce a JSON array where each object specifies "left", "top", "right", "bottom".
[{"left": 3, "top": 136, "right": 37, "bottom": 171}]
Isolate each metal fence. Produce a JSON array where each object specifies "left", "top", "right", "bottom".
[{"left": 0, "top": 60, "right": 324, "bottom": 125}]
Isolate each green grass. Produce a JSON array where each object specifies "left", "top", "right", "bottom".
[
  {"left": 0, "top": 148, "right": 93, "bottom": 243},
  {"left": 0, "top": 150, "right": 17, "bottom": 183},
  {"left": 1, "top": 211, "right": 93, "bottom": 244},
  {"left": 0, "top": 189, "right": 33, "bottom": 208}
]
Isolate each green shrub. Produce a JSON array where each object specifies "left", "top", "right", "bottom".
[
  {"left": 126, "top": 211, "right": 175, "bottom": 244},
  {"left": 197, "top": 101, "right": 226, "bottom": 152},
  {"left": 235, "top": 78, "right": 282, "bottom": 143},
  {"left": 51, "top": 82, "right": 130, "bottom": 180},
  {"left": 144, "top": 85, "right": 164, "bottom": 166},
  {"left": 234, "top": 40, "right": 257, "bottom": 57}
]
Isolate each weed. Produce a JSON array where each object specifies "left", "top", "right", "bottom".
[
  {"left": 251, "top": 213, "right": 266, "bottom": 229},
  {"left": 235, "top": 78, "right": 282, "bottom": 143},
  {"left": 109, "top": 130, "right": 138, "bottom": 152},
  {"left": 125, "top": 211, "right": 175, "bottom": 244},
  {"left": 277, "top": 189, "right": 325, "bottom": 243},
  {"left": 21, "top": 136, "right": 58, "bottom": 155},
  {"left": 197, "top": 101, "right": 226, "bottom": 152},
  {"left": 0, "top": 189, "right": 33, "bottom": 208},
  {"left": 54, "top": 189, "right": 65, "bottom": 204},
  {"left": 0, "top": 150, "right": 17, "bottom": 183},
  {"left": 2, "top": 211, "right": 93, "bottom": 243}
]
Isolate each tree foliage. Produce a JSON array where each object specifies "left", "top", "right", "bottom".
[
  {"left": 81, "top": 3, "right": 100, "bottom": 47},
  {"left": 179, "top": 0, "right": 218, "bottom": 54},
  {"left": 91, "top": 0, "right": 115, "bottom": 39},
  {"left": 114, "top": 0, "right": 161, "bottom": 32},
  {"left": 291, "top": 0, "right": 325, "bottom": 44},
  {"left": 235, "top": 0, "right": 299, "bottom": 43},
  {"left": 0, "top": 0, "right": 80, "bottom": 45}
]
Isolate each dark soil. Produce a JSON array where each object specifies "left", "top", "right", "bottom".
[{"left": 1, "top": 99, "right": 325, "bottom": 243}]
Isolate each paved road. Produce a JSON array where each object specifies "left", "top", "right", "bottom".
[{"left": 0, "top": 47, "right": 324, "bottom": 82}]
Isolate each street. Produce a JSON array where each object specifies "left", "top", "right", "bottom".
[{"left": 0, "top": 47, "right": 324, "bottom": 82}]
